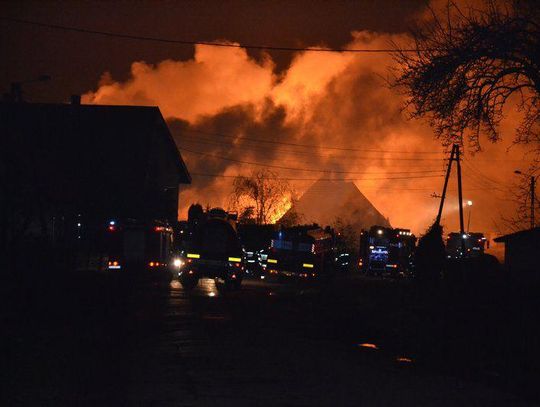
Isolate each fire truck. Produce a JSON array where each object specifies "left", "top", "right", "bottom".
[
  {"left": 265, "top": 226, "right": 335, "bottom": 281},
  {"left": 103, "top": 219, "right": 175, "bottom": 282},
  {"left": 359, "top": 226, "right": 416, "bottom": 276},
  {"left": 176, "top": 207, "right": 244, "bottom": 290},
  {"left": 446, "top": 232, "right": 487, "bottom": 259},
  {"left": 237, "top": 224, "right": 276, "bottom": 277}
]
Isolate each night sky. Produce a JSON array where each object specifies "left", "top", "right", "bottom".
[{"left": 1, "top": 0, "right": 424, "bottom": 102}]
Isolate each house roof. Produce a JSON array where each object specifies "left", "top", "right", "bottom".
[
  {"left": 494, "top": 227, "right": 540, "bottom": 243},
  {"left": 1, "top": 102, "right": 191, "bottom": 184},
  {"left": 281, "top": 179, "right": 390, "bottom": 229}
]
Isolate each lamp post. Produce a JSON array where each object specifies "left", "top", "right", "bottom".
[
  {"left": 514, "top": 170, "right": 536, "bottom": 229},
  {"left": 466, "top": 200, "right": 473, "bottom": 233}
]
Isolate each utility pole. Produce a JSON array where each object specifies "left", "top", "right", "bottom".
[
  {"left": 455, "top": 146, "right": 466, "bottom": 256},
  {"left": 466, "top": 200, "right": 473, "bottom": 233},
  {"left": 531, "top": 176, "right": 535, "bottom": 229},
  {"left": 435, "top": 144, "right": 467, "bottom": 257},
  {"left": 435, "top": 145, "right": 456, "bottom": 226}
]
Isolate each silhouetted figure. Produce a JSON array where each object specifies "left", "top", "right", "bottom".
[
  {"left": 187, "top": 203, "right": 205, "bottom": 224},
  {"left": 414, "top": 223, "right": 445, "bottom": 290}
]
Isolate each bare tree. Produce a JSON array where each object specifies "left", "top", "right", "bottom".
[
  {"left": 231, "top": 169, "right": 292, "bottom": 225},
  {"left": 501, "top": 168, "right": 540, "bottom": 230},
  {"left": 238, "top": 206, "right": 256, "bottom": 224},
  {"left": 394, "top": 0, "right": 540, "bottom": 151}
]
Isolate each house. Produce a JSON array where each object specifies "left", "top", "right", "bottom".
[
  {"left": 494, "top": 227, "right": 540, "bottom": 272},
  {"left": 1, "top": 100, "right": 190, "bottom": 247},
  {"left": 281, "top": 179, "right": 390, "bottom": 231}
]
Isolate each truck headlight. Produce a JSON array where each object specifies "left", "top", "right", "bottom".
[{"left": 173, "top": 258, "right": 184, "bottom": 268}]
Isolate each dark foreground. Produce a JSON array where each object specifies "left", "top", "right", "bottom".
[{"left": 3, "top": 272, "right": 539, "bottom": 406}]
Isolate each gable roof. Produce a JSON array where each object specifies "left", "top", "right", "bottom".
[
  {"left": 283, "top": 179, "right": 390, "bottom": 229},
  {"left": 494, "top": 227, "right": 540, "bottom": 243},
  {"left": 1, "top": 102, "right": 191, "bottom": 184}
]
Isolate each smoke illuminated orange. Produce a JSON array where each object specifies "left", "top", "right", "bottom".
[{"left": 83, "top": 2, "right": 533, "bottom": 256}]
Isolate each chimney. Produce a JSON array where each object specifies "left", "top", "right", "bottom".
[{"left": 70, "top": 94, "right": 81, "bottom": 105}]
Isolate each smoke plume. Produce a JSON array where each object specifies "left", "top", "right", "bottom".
[{"left": 83, "top": 1, "right": 532, "bottom": 257}]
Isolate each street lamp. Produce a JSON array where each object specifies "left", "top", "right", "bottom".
[
  {"left": 514, "top": 170, "right": 536, "bottom": 229},
  {"left": 466, "top": 200, "right": 473, "bottom": 232}
]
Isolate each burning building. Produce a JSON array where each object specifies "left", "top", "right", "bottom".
[{"left": 281, "top": 179, "right": 390, "bottom": 230}]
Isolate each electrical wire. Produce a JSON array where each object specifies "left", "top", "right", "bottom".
[
  {"left": 179, "top": 146, "right": 447, "bottom": 171},
  {"left": 180, "top": 129, "right": 446, "bottom": 154},
  {"left": 1, "top": 17, "right": 432, "bottom": 53},
  {"left": 463, "top": 158, "right": 509, "bottom": 187},
  {"left": 179, "top": 139, "right": 447, "bottom": 170},
  {"left": 178, "top": 140, "right": 446, "bottom": 172},
  {"left": 190, "top": 171, "right": 443, "bottom": 181}
]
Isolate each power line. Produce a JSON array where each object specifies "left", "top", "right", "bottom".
[
  {"left": 179, "top": 138, "right": 447, "bottom": 169},
  {"left": 190, "top": 172, "right": 506, "bottom": 193},
  {"left": 181, "top": 129, "right": 445, "bottom": 154},
  {"left": 180, "top": 146, "right": 447, "bottom": 172},
  {"left": 190, "top": 171, "right": 443, "bottom": 181},
  {"left": 463, "top": 158, "right": 508, "bottom": 187},
  {"left": 179, "top": 138, "right": 447, "bottom": 168},
  {"left": 1, "top": 17, "right": 430, "bottom": 53},
  {"left": 179, "top": 146, "right": 447, "bottom": 170}
]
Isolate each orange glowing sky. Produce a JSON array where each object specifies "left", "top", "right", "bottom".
[
  {"left": 3, "top": 0, "right": 535, "bottom": 256},
  {"left": 82, "top": 26, "right": 533, "bottom": 250}
]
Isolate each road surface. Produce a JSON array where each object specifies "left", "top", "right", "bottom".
[{"left": 4, "top": 275, "right": 533, "bottom": 406}]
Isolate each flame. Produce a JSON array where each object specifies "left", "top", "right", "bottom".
[{"left": 268, "top": 197, "right": 293, "bottom": 224}]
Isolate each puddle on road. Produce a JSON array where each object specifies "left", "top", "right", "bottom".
[
  {"left": 171, "top": 278, "right": 220, "bottom": 297},
  {"left": 170, "top": 280, "right": 181, "bottom": 289},
  {"left": 358, "top": 343, "right": 379, "bottom": 350},
  {"left": 199, "top": 278, "right": 219, "bottom": 297},
  {"left": 396, "top": 356, "right": 414, "bottom": 364}
]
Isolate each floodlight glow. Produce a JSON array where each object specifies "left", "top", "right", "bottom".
[{"left": 173, "top": 258, "right": 183, "bottom": 268}]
